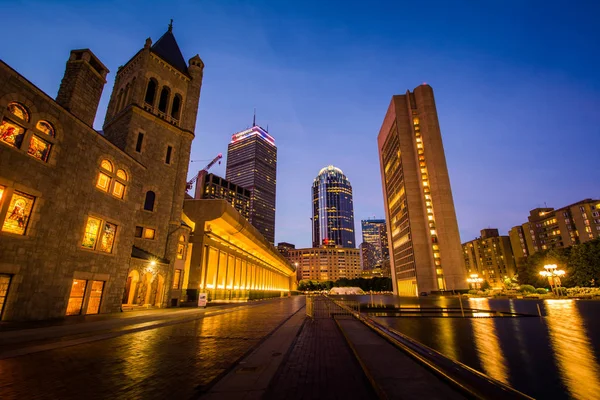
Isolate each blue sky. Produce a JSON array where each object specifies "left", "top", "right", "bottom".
[{"left": 3, "top": 0, "right": 600, "bottom": 247}]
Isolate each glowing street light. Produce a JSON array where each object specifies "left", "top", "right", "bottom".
[
  {"left": 467, "top": 273, "right": 484, "bottom": 290},
  {"left": 539, "top": 264, "right": 566, "bottom": 296}
]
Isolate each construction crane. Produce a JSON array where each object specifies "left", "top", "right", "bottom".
[{"left": 186, "top": 153, "right": 222, "bottom": 192}]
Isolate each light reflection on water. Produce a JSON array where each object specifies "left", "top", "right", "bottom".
[
  {"left": 468, "top": 299, "right": 509, "bottom": 384},
  {"left": 337, "top": 294, "right": 600, "bottom": 399},
  {"left": 545, "top": 299, "right": 600, "bottom": 400}
]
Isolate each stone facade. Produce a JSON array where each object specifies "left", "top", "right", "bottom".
[
  {"left": 0, "top": 26, "right": 204, "bottom": 321},
  {"left": 288, "top": 246, "right": 361, "bottom": 282}
]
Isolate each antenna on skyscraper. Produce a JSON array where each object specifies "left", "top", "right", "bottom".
[{"left": 253, "top": 108, "right": 256, "bottom": 127}]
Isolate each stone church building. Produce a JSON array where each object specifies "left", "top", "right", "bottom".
[{"left": 0, "top": 25, "right": 204, "bottom": 320}]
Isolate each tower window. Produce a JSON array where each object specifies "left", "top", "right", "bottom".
[
  {"left": 165, "top": 146, "right": 173, "bottom": 164},
  {"left": 171, "top": 95, "right": 182, "bottom": 120},
  {"left": 144, "top": 191, "right": 156, "bottom": 211},
  {"left": 158, "top": 87, "right": 170, "bottom": 113},
  {"left": 135, "top": 133, "right": 144, "bottom": 153},
  {"left": 144, "top": 79, "right": 157, "bottom": 106}
]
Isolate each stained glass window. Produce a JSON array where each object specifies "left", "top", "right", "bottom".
[
  {"left": 112, "top": 181, "right": 125, "bottom": 199},
  {"left": 0, "top": 119, "right": 25, "bottom": 148},
  {"left": 100, "top": 160, "right": 113, "bottom": 172},
  {"left": 7, "top": 103, "right": 29, "bottom": 122},
  {"left": 28, "top": 135, "right": 52, "bottom": 162},
  {"left": 96, "top": 172, "right": 111, "bottom": 192},
  {"left": 2, "top": 191, "right": 35, "bottom": 235},
  {"left": 36, "top": 120, "right": 54, "bottom": 137},
  {"left": 177, "top": 243, "right": 185, "bottom": 259},
  {"left": 66, "top": 279, "right": 87, "bottom": 316},
  {"left": 98, "top": 222, "right": 117, "bottom": 253},
  {"left": 82, "top": 216, "right": 101, "bottom": 249},
  {"left": 86, "top": 281, "right": 104, "bottom": 314},
  {"left": 116, "top": 169, "right": 127, "bottom": 181}
]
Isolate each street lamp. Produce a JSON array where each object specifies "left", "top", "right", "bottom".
[
  {"left": 539, "top": 264, "right": 566, "bottom": 296},
  {"left": 467, "top": 273, "right": 484, "bottom": 290}
]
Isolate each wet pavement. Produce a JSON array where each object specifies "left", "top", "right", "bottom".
[{"left": 0, "top": 297, "right": 305, "bottom": 400}]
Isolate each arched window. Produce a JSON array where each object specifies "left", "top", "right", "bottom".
[
  {"left": 171, "top": 94, "right": 182, "bottom": 120},
  {"left": 36, "top": 121, "right": 55, "bottom": 137},
  {"left": 144, "top": 79, "right": 157, "bottom": 105},
  {"left": 144, "top": 191, "right": 156, "bottom": 211},
  {"left": 97, "top": 160, "right": 113, "bottom": 192},
  {"left": 158, "top": 87, "right": 170, "bottom": 113},
  {"left": 7, "top": 102, "right": 29, "bottom": 122}
]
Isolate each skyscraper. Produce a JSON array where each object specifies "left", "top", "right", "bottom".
[
  {"left": 226, "top": 124, "right": 277, "bottom": 243},
  {"left": 377, "top": 84, "right": 466, "bottom": 296},
  {"left": 361, "top": 219, "right": 389, "bottom": 268},
  {"left": 312, "top": 166, "right": 356, "bottom": 248}
]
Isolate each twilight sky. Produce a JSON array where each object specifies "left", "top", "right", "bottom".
[{"left": 3, "top": 0, "right": 600, "bottom": 248}]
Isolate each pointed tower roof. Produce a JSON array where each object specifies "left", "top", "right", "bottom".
[{"left": 151, "top": 22, "right": 189, "bottom": 75}]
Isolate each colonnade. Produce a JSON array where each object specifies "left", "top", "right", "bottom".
[{"left": 199, "top": 245, "right": 290, "bottom": 297}]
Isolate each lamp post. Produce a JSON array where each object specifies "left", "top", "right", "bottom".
[
  {"left": 467, "top": 273, "right": 484, "bottom": 290},
  {"left": 539, "top": 264, "right": 565, "bottom": 296}
]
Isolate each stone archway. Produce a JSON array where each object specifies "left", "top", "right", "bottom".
[
  {"left": 123, "top": 270, "right": 140, "bottom": 305},
  {"left": 155, "top": 274, "right": 165, "bottom": 307}
]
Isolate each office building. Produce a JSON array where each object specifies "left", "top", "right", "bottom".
[
  {"left": 509, "top": 198, "right": 600, "bottom": 257},
  {"left": 361, "top": 218, "right": 389, "bottom": 268},
  {"left": 312, "top": 165, "right": 356, "bottom": 248},
  {"left": 462, "top": 229, "right": 517, "bottom": 288},
  {"left": 195, "top": 173, "right": 251, "bottom": 220},
  {"left": 377, "top": 84, "right": 466, "bottom": 296},
  {"left": 226, "top": 124, "right": 277, "bottom": 244},
  {"left": 287, "top": 246, "right": 361, "bottom": 282},
  {"left": 359, "top": 242, "right": 378, "bottom": 270},
  {"left": 277, "top": 242, "right": 296, "bottom": 259}
]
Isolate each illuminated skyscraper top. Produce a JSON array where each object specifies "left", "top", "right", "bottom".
[
  {"left": 226, "top": 124, "right": 277, "bottom": 244},
  {"left": 312, "top": 165, "right": 356, "bottom": 248}
]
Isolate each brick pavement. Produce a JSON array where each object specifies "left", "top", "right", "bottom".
[
  {"left": 264, "top": 316, "right": 377, "bottom": 400},
  {"left": 0, "top": 297, "right": 304, "bottom": 400}
]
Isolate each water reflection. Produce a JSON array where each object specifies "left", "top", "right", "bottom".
[
  {"left": 469, "top": 298, "right": 509, "bottom": 384},
  {"left": 545, "top": 299, "right": 600, "bottom": 400}
]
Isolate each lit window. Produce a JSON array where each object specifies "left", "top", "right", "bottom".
[
  {"left": 82, "top": 216, "right": 117, "bottom": 253},
  {"left": 100, "top": 160, "right": 113, "bottom": 172},
  {"left": 86, "top": 281, "right": 105, "bottom": 314},
  {"left": 0, "top": 119, "right": 26, "bottom": 148},
  {"left": 66, "top": 279, "right": 87, "bottom": 316},
  {"left": 97, "top": 172, "right": 111, "bottom": 192},
  {"left": 27, "top": 135, "right": 51, "bottom": 161},
  {"left": 0, "top": 185, "right": 4, "bottom": 204},
  {"left": 82, "top": 216, "right": 102, "bottom": 249},
  {"left": 112, "top": 181, "right": 125, "bottom": 199},
  {"left": 7, "top": 102, "right": 29, "bottom": 121},
  {"left": 36, "top": 120, "right": 55, "bottom": 137},
  {"left": 1, "top": 191, "right": 35, "bottom": 235},
  {"left": 144, "top": 228, "right": 155, "bottom": 240},
  {"left": 116, "top": 169, "right": 127, "bottom": 181},
  {"left": 173, "top": 269, "right": 182, "bottom": 289},
  {"left": 430, "top": 229, "right": 437, "bottom": 236}
]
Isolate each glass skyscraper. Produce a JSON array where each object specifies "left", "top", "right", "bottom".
[
  {"left": 312, "top": 166, "right": 355, "bottom": 248},
  {"left": 361, "top": 219, "right": 389, "bottom": 268},
  {"left": 226, "top": 125, "right": 277, "bottom": 244}
]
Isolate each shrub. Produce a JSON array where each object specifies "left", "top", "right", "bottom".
[
  {"left": 520, "top": 284, "right": 536, "bottom": 293},
  {"left": 536, "top": 288, "right": 547, "bottom": 294},
  {"left": 468, "top": 290, "right": 478, "bottom": 295}
]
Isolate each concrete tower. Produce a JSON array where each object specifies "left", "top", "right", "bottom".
[{"left": 377, "top": 84, "right": 466, "bottom": 296}]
